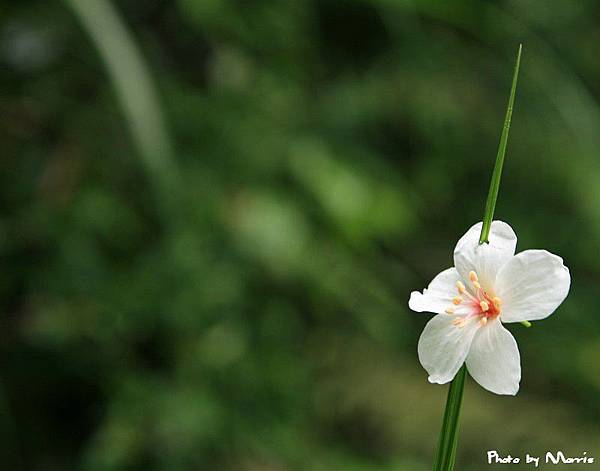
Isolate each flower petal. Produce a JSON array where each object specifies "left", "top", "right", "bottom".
[
  {"left": 466, "top": 319, "right": 521, "bottom": 395},
  {"left": 418, "top": 314, "right": 481, "bottom": 384},
  {"left": 409, "top": 268, "right": 462, "bottom": 314},
  {"left": 453, "top": 220, "right": 517, "bottom": 291},
  {"left": 495, "top": 249, "right": 570, "bottom": 323}
]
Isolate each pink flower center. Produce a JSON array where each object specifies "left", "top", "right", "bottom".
[{"left": 446, "top": 270, "right": 502, "bottom": 327}]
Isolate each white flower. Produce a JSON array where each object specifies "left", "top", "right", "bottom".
[{"left": 409, "top": 221, "right": 570, "bottom": 395}]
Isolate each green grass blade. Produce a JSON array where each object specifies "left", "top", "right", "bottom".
[
  {"left": 433, "top": 45, "right": 524, "bottom": 471},
  {"left": 433, "top": 365, "right": 467, "bottom": 471},
  {"left": 478, "top": 45, "right": 529, "bottom": 329},
  {"left": 479, "top": 44, "right": 522, "bottom": 244},
  {"left": 64, "top": 0, "right": 181, "bottom": 225}
]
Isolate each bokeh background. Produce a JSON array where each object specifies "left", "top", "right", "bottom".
[{"left": 2, "top": 1, "right": 600, "bottom": 469}]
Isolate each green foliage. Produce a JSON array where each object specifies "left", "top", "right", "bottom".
[
  {"left": 479, "top": 44, "right": 521, "bottom": 245},
  {"left": 1, "top": 1, "right": 600, "bottom": 470}
]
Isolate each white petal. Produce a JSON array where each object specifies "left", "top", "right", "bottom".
[
  {"left": 466, "top": 319, "right": 521, "bottom": 395},
  {"left": 453, "top": 221, "right": 517, "bottom": 291},
  {"left": 418, "top": 314, "right": 481, "bottom": 384},
  {"left": 409, "top": 268, "right": 462, "bottom": 314},
  {"left": 495, "top": 249, "right": 570, "bottom": 323}
]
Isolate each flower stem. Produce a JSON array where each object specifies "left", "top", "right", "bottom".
[
  {"left": 479, "top": 44, "right": 522, "bottom": 245},
  {"left": 432, "top": 45, "right": 523, "bottom": 471},
  {"left": 433, "top": 365, "right": 467, "bottom": 471}
]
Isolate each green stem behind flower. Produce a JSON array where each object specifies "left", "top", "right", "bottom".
[
  {"left": 432, "top": 45, "right": 522, "bottom": 471},
  {"left": 433, "top": 365, "right": 467, "bottom": 471},
  {"left": 479, "top": 44, "right": 522, "bottom": 244}
]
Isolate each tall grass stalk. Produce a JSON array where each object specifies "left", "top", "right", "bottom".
[
  {"left": 64, "top": 0, "right": 181, "bottom": 223},
  {"left": 432, "top": 44, "right": 522, "bottom": 471}
]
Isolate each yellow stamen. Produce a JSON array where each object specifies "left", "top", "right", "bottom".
[
  {"left": 445, "top": 307, "right": 455, "bottom": 314},
  {"left": 480, "top": 301, "right": 489, "bottom": 312},
  {"left": 473, "top": 281, "right": 481, "bottom": 290},
  {"left": 452, "top": 317, "right": 466, "bottom": 328},
  {"left": 479, "top": 317, "right": 488, "bottom": 326},
  {"left": 456, "top": 281, "right": 466, "bottom": 294},
  {"left": 452, "top": 296, "right": 462, "bottom": 305},
  {"left": 492, "top": 297, "right": 502, "bottom": 309},
  {"left": 469, "top": 271, "right": 478, "bottom": 282}
]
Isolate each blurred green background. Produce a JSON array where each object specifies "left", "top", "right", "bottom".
[{"left": 2, "top": 1, "right": 600, "bottom": 469}]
